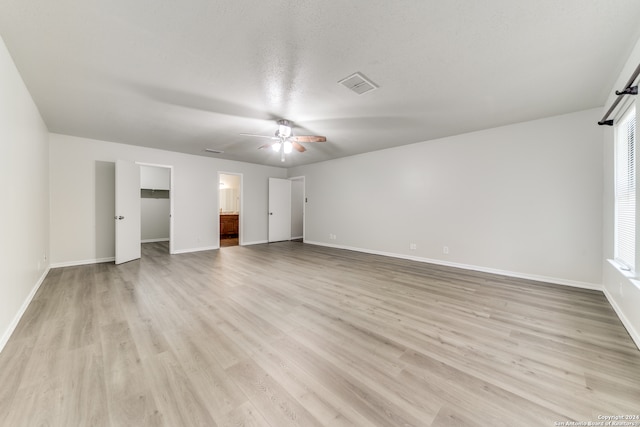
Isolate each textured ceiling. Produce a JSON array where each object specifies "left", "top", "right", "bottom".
[{"left": 2, "top": 0, "right": 640, "bottom": 167}]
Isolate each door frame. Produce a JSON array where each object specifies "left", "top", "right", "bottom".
[
  {"left": 289, "top": 176, "right": 305, "bottom": 241},
  {"left": 218, "top": 171, "right": 243, "bottom": 247},
  {"left": 137, "top": 162, "right": 175, "bottom": 255}
]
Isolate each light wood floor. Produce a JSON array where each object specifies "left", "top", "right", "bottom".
[
  {"left": 1, "top": 241, "right": 639, "bottom": 426},
  {"left": 220, "top": 237, "right": 239, "bottom": 247}
]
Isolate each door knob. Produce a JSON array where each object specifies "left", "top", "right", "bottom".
[
  {"left": 269, "top": 212, "right": 273, "bottom": 215},
  {"left": 114, "top": 216, "right": 125, "bottom": 220}
]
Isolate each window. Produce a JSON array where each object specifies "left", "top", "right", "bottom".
[{"left": 615, "top": 105, "right": 636, "bottom": 271}]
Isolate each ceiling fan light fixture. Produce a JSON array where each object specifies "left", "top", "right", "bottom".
[
  {"left": 277, "top": 120, "right": 292, "bottom": 138},
  {"left": 241, "top": 119, "right": 326, "bottom": 162},
  {"left": 283, "top": 140, "right": 293, "bottom": 154}
]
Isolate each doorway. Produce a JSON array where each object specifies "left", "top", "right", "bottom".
[
  {"left": 218, "top": 172, "right": 242, "bottom": 247},
  {"left": 139, "top": 164, "right": 173, "bottom": 256}
]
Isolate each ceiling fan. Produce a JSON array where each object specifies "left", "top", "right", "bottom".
[{"left": 240, "top": 119, "right": 326, "bottom": 162}]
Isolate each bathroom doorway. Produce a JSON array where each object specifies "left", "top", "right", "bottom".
[{"left": 218, "top": 172, "right": 242, "bottom": 247}]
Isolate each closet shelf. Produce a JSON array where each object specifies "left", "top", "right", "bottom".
[{"left": 141, "top": 188, "right": 170, "bottom": 199}]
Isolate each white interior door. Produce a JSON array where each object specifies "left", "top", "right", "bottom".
[
  {"left": 115, "top": 159, "right": 141, "bottom": 264},
  {"left": 268, "top": 177, "right": 291, "bottom": 243}
]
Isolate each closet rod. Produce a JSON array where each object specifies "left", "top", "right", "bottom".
[{"left": 598, "top": 61, "right": 640, "bottom": 126}]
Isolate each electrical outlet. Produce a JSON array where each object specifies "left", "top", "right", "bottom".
[
  {"left": 443, "top": 246, "right": 449, "bottom": 254},
  {"left": 410, "top": 243, "right": 417, "bottom": 250}
]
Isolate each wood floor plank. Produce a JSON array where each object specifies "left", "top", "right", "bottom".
[
  {"left": 0, "top": 336, "right": 36, "bottom": 425},
  {"left": 2, "top": 377, "right": 65, "bottom": 426},
  {"left": 170, "top": 309, "right": 247, "bottom": 370},
  {"left": 252, "top": 340, "right": 381, "bottom": 427},
  {"left": 57, "top": 344, "right": 110, "bottom": 427},
  {"left": 286, "top": 323, "right": 440, "bottom": 425},
  {"left": 219, "top": 401, "right": 272, "bottom": 427},
  {"left": 399, "top": 349, "right": 566, "bottom": 426},
  {"left": 19, "top": 315, "right": 75, "bottom": 388},
  {"left": 143, "top": 351, "right": 219, "bottom": 426},
  {"left": 100, "top": 319, "right": 165, "bottom": 426},
  {"left": 164, "top": 329, "right": 248, "bottom": 422},
  {"left": 226, "top": 358, "right": 324, "bottom": 427},
  {"left": 0, "top": 241, "right": 638, "bottom": 426},
  {"left": 429, "top": 405, "right": 488, "bottom": 427},
  {"left": 270, "top": 334, "right": 433, "bottom": 427},
  {"left": 4, "top": 345, "right": 111, "bottom": 427}
]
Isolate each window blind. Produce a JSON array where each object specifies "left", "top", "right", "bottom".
[{"left": 615, "top": 106, "right": 636, "bottom": 270}]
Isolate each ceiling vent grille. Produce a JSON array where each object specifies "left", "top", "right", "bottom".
[
  {"left": 204, "top": 148, "right": 224, "bottom": 154},
  {"left": 338, "top": 72, "right": 378, "bottom": 95}
]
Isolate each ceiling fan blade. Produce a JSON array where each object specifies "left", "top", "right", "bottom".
[
  {"left": 289, "top": 135, "right": 326, "bottom": 143},
  {"left": 258, "top": 142, "right": 275, "bottom": 150},
  {"left": 292, "top": 141, "right": 306, "bottom": 152},
  {"left": 240, "top": 133, "right": 279, "bottom": 140}
]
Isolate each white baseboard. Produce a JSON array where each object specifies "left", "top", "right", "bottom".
[
  {"left": 241, "top": 240, "right": 268, "bottom": 246},
  {"left": 50, "top": 257, "right": 115, "bottom": 268},
  {"left": 304, "top": 240, "right": 602, "bottom": 291},
  {"left": 49, "top": 244, "right": 218, "bottom": 266},
  {"left": 291, "top": 235, "right": 303, "bottom": 240},
  {"left": 172, "top": 245, "right": 218, "bottom": 254},
  {"left": 0, "top": 267, "right": 50, "bottom": 354},
  {"left": 603, "top": 287, "right": 640, "bottom": 351},
  {"left": 141, "top": 238, "right": 170, "bottom": 243}
]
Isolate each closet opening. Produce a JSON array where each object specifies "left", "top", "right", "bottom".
[{"left": 140, "top": 164, "right": 173, "bottom": 256}]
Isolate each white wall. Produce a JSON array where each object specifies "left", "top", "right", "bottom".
[
  {"left": 141, "top": 165, "right": 170, "bottom": 190},
  {"left": 50, "top": 134, "right": 287, "bottom": 265},
  {"left": 289, "top": 108, "right": 604, "bottom": 288},
  {"left": 141, "top": 198, "right": 170, "bottom": 242},
  {"left": 0, "top": 37, "right": 50, "bottom": 351},
  {"left": 602, "top": 36, "right": 640, "bottom": 349}
]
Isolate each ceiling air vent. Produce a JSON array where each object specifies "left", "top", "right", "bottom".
[
  {"left": 338, "top": 72, "right": 378, "bottom": 95},
  {"left": 204, "top": 148, "right": 224, "bottom": 154}
]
